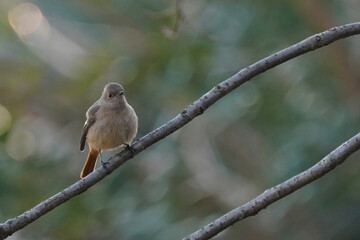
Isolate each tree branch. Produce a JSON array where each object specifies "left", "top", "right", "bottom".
[
  {"left": 183, "top": 131, "right": 360, "bottom": 240},
  {"left": 1, "top": 22, "right": 360, "bottom": 239}
]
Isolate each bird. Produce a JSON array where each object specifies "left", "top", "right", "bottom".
[{"left": 80, "top": 82, "right": 138, "bottom": 178}]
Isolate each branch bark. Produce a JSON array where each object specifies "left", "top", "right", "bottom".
[
  {"left": 1, "top": 22, "right": 360, "bottom": 239},
  {"left": 183, "top": 131, "right": 360, "bottom": 240}
]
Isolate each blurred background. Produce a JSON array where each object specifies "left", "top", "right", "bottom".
[{"left": 0, "top": 0, "right": 360, "bottom": 239}]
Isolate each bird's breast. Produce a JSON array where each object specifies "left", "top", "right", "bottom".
[{"left": 86, "top": 106, "right": 137, "bottom": 150}]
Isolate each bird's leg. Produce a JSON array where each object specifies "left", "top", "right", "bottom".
[{"left": 100, "top": 150, "right": 109, "bottom": 167}]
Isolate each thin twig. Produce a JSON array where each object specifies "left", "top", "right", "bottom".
[
  {"left": 183, "top": 131, "right": 360, "bottom": 240},
  {"left": 0, "top": 22, "right": 360, "bottom": 239}
]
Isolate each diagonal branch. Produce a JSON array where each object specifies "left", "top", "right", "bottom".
[
  {"left": 0, "top": 22, "right": 360, "bottom": 239},
  {"left": 183, "top": 131, "right": 360, "bottom": 240}
]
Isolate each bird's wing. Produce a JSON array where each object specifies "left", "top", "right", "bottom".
[{"left": 80, "top": 104, "right": 100, "bottom": 151}]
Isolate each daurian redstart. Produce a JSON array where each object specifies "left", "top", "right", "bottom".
[{"left": 80, "top": 83, "right": 138, "bottom": 178}]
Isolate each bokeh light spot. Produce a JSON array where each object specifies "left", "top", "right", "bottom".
[
  {"left": 8, "top": 3, "right": 43, "bottom": 36},
  {"left": 5, "top": 125, "right": 36, "bottom": 161},
  {"left": 0, "top": 104, "right": 12, "bottom": 135}
]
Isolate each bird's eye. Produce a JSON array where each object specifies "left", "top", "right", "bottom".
[{"left": 108, "top": 93, "right": 113, "bottom": 98}]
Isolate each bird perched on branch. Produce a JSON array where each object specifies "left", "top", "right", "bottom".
[{"left": 80, "top": 82, "right": 138, "bottom": 178}]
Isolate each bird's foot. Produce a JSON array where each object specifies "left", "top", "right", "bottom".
[{"left": 124, "top": 143, "right": 136, "bottom": 158}]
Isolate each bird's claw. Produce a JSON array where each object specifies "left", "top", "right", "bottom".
[
  {"left": 100, "top": 158, "right": 109, "bottom": 166},
  {"left": 125, "top": 143, "right": 136, "bottom": 158}
]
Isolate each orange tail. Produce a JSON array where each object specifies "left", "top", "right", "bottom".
[{"left": 80, "top": 148, "right": 99, "bottom": 178}]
